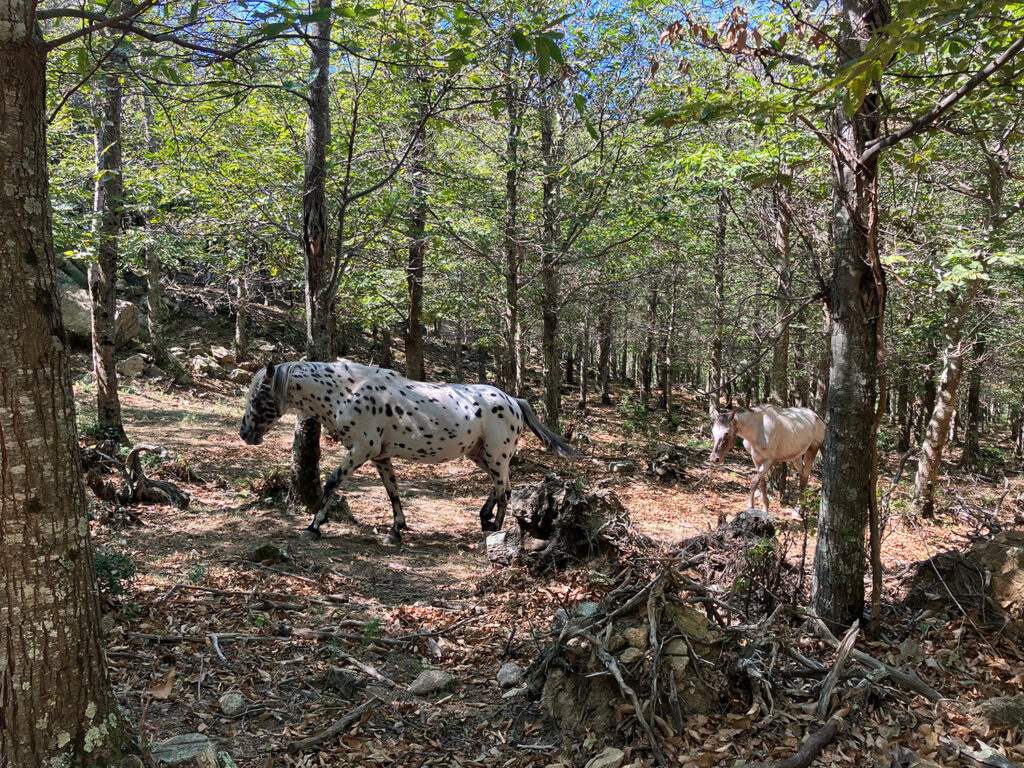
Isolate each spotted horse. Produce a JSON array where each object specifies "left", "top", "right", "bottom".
[{"left": 239, "top": 360, "right": 578, "bottom": 543}]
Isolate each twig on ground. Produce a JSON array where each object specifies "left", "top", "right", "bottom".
[
  {"left": 742, "top": 717, "right": 842, "bottom": 768},
  {"left": 285, "top": 698, "right": 379, "bottom": 753},
  {"left": 816, "top": 622, "right": 859, "bottom": 718}
]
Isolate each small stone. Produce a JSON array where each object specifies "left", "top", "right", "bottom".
[
  {"left": 501, "top": 685, "right": 527, "bottom": 700},
  {"left": 211, "top": 345, "right": 236, "bottom": 366},
  {"left": 619, "top": 647, "right": 643, "bottom": 664},
  {"left": 552, "top": 608, "right": 569, "bottom": 629},
  {"left": 608, "top": 460, "right": 637, "bottom": 475},
  {"left": 99, "top": 613, "right": 117, "bottom": 636},
  {"left": 607, "top": 633, "right": 627, "bottom": 653},
  {"left": 145, "top": 365, "right": 167, "bottom": 380},
  {"left": 218, "top": 691, "right": 247, "bottom": 718},
  {"left": 975, "top": 695, "right": 1024, "bottom": 730},
  {"left": 192, "top": 356, "right": 226, "bottom": 378},
  {"left": 624, "top": 627, "right": 649, "bottom": 650},
  {"left": 116, "top": 354, "right": 146, "bottom": 379},
  {"left": 151, "top": 733, "right": 218, "bottom": 767},
  {"left": 497, "top": 662, "right": 524, "bottom": 688},
  {"left": 585, "top": 747, "right": 625, "bottom": 768},
  {"left": 407, "top": 669, "right": 454, "bottom": 696},
  {"left": 242, "top": 542, "right": 288, "bottom": 563},
  {"left": 229, "top": 368, "right": 253, "bottom": 385},
  {"left": 323, "top": 668, "right": 361, "bottom": 697},
  {"left": 187, "top": 342, "right": 205, "bottom": 355},
  {"left": 574, "top": 601, "right": 600, "bottom": 619}
]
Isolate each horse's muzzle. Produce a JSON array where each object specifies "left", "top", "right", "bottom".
[{"left": 240, "top": 429, "right": 263, "bottom": 446}]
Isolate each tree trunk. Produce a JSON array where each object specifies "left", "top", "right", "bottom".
[
  {"left": 577, "top": 330, "right": 588, "bottom": 411},
  {"left": 234, "top": 266, "right": 248, "bottom": 361},
  {"left": 90, "top": 41, "right": 128, "bottom": 443},
  {"left": 597, "top": 310, "right": 612, "bottom": 404},
  {"left": 912, "top": 293, "right": 974, "bottom": 516},
  {"left": 0, "top": 11, "right": 139, "bottom": 762},
  {"left": 811, "top": 0, "right": 887, "bottom": 628},
  {"left": 404, "top": 72, "right": 429, "bottom": 382},
  {"left": 640, "top": 286, "right": 657, "bottom": 408},
  {"left": 501, "top": 44, "right": 524, "bottom": 396},
  {"left": 564, "top": 338, "right": 575, "bottom": 387},
  {"left": 770, "top": 181, "right": 792, "bottom": 496},
  {"left": 291, "top": 0, "right": 333, "bottom": 509},
  {"left": 146, "top": 246, "right": 166, "bottom": 364},
  {"left": 662, "top": 275, "right": 678, "bottom": 415},
  {"left": 709, "top": 191, "right": 727, "bottom": 413},
  {"left": 961, "top": 334, "right": 985, "bottom": 470},
  {"left": 538, "top": 81, "right": 561, "bottom": 430},
  {"left": 896, "top": 375, "right": 911, "bottom": 452},
  {"left": 454, "top": 321, "right": 465, "bottom": 382}
]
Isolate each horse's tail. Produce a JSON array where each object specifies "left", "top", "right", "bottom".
[{"left": 515, "top": 398, "right": 581, "bottom": 459}]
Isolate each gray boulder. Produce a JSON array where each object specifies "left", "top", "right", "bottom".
[
  {"left": 116, "top": 354, "right": 145, "bottom": 379},
  {"left": 407, "top": 669, "right": 453, "bottom": 696}
]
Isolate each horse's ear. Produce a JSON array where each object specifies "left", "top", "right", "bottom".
[
  {"left": 709, "top": 405, "right": 719, "bottom": 419},
  {"left": 264, "top": 361, "right": 276, "bottom": 378}
]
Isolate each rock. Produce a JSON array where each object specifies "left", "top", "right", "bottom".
[
  {"left": 497, "top": 662, "right": 524, "bottom": 688},
  {"left": 99, "top": 612, "right": 117, "bottom": 636},
  {"left": 238, "top": 360, "right": 261, "bottom": 372},
  {"left": 169, "top": 347, "right": 187, "bottom": 361},
  {"left": 211, "top": 345, "right": 236, "bottom": 366},
  {"left": 145, "top": 365, "right": 167, "bottom": 379},
  {"left": 972, "top": 531, "right": 1024, "bottom": 612},
  {"left": 114, "top": 302, "right": 139, "bottom": 346},
  {"left": 323, "top": 668, "right": 362, "bottom": 697},
  {"left": 608, "top": 460, "right": 637, "bottom": 475},
  {"left": 229, "top": 368, "right": 253, "bottom": 385},
  {"left": 187, "top": 342, "right": 205, "bottom": 355},
  {"left": 624, "top": 627, "right": 649, "bottom": 650},
  {"left": 975, "top": 694, "right": 1024, "bottom": 730},
  {"left": 150, "top": 733, "right": 218, "bottom": 767},
  {"left": 552, "top": 608, "right": 570, "bottom": 629},
  {"left": 116, "top": 354, "right": 146, "bottom": 379},
  {"left": 191, "top": 356, "right": 226, "bottom": 379},
  {"left": 242, "top": 542, "right": 288, "bottom": 563},
  {"left": 218, "top": 691, "right": 247, "bottom": 718},
  {"left": 607, "top": 633, "right": 627, "bottom": 653},
  {"left": 585, "top": 747, "right": 624, "bottom": 768},
  {"left": 574, "top": 601, "right": 600, "bottom": 619},
  {"left": 619, "top": 647, "right": 643, "bottom": 664},
  {"left": 407, "top": 669, "right": 453, "bottom": 696}
]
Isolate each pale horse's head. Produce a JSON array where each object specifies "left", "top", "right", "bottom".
[{"left": 708, "top": 407, "right": 736, "bottom": 465}]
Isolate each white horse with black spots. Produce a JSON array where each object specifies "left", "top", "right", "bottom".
[{"left": 239, "top": 360, "right": 578, "bottom": 543}]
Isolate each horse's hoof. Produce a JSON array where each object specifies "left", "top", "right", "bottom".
[
  {"left": 382, "top": 532, "right": 401, "bottom": 546},
  {"left": 300, "top": 528, "right": 322, "bottom": 541},
  {"left": 481, "top": 522, "right": 497, "bottom": 533}
]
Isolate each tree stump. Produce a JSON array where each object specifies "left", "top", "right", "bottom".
[{"left": 486, "top": 475, "right": 653, "bottom": 571}]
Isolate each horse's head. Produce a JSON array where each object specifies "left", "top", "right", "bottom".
[
  {"left": 708, "top": 407, "right": 735, "bottom": 465},
  {"left": 239, "top": 362, "right": 287, "bottom": 445}
]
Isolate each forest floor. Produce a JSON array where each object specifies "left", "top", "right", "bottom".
[{"left": 75, "top": 302, "right": 1024, "bottom": 768}]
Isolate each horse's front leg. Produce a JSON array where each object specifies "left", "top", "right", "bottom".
[
  {"left": 748, "top": 458, "right": 773, "bottom": 514},
  {"left": 373, "top": 458, "right": 406, "bottom": 546},
  {"left": 302, "top": 446, "right": 371, "bottom": 540}
]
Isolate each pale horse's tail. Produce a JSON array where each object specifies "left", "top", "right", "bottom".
[{"left": 515, "top": 398, "right": 581, "bottom": 460}]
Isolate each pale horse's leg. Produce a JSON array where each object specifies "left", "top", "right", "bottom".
[
  {"left": 374, "top": 458, "right": 406, "bottom": 545},
  {"left": 747, "top": 452, "right": 775, "bottom": 514},
  {"left": 797, "top": 443, "right": 821, "bottom": 505},
  {"left": 302, "top": 444, "right": 372, "bottom": 539}
]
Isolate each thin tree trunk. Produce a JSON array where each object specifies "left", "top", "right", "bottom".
[
  {"left": 597, "top": 310, "right": 612, "bottom": 405},
  {"left": 1, "top": 9, "right": 139, "bottom": 760},
  {"left": 234, "top": 265, "right": 248, "bottom": 361},
  {"left": 578, "top": 325, "right": 588, "bottom": 411},
  {"left": 912, "top": 292, "right": 975, "bottom": 516},
  {"left": 961, "top": 334, "right": 985, "bottom": 470},
  {"left": 770, "top": 180, "right": 792, "bottom": 496},
  {"left": 146, "top": 246, "right": 165, "bottom": 364},
  {"left": 641, "top": 286, "right": 657, "bottom": 407},
  {"left": 538, "top": 81, "right": 562, "bottom": 430},
  {"left": 501, "top": 41, "right": 523, "bottom": 395},
  {"left": 454, "top": 321, "right": 465, "bottom": 382},
  {"left": 291, "top": 0, "right": 333, "bottom": 509},
  {"left": 404, "top": 71, "right": 429, "bottom": 382},
  {"left": 896, "top": 376, "right": 911, "bottom": 452},
  {"left": 90, "top": 39, "right": 127, "bottom": 443},
  {"left": 709, "top": 191, "right": 727, "bottom": 413}
]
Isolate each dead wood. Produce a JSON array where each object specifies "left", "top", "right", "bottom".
[
  {"left": 741, "top": 717, "right": 841, "bottom": 768},
  {"left": 285, "top": 698, "right": 379, "bottom": 753},
  {"left": 81, "top": 443, "right": 190, "bottom": 510}
]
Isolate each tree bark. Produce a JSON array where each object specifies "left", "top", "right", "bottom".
[
  {"left": 597, "top": 309, "right": 612, "bottom": 404},
  {"left": 291, "top": 0, "right": 334, "bottom": 509},
  {"left": 538, "top": 81, "right": 562, "bottom": 430},
  {"left": 709, "top": 191, "right": 727, "bottom": 412},
  {"left": 912, "top": 292, "right": 975, "bottom": 516},
  {"left": 0, "top": 11, "right": 139, "bottom": 762},
  {"left": 234, "top": 265, "right": 248, "bottom": 361},
  {"left": 961, "top": 334, "right": 985, "bottom": 470},
  {"left": 811, "top": 0, "right": 888, "bottom": 628},
  {"left": 640, "top": 286, "right": 657, "bottom": 407},
  {"left": 90, "top": 36, "right": 128, "bottom": 443},
  {"left": 770, "top": 181, "right": 792, "bottom": 495},
  {"left": 501, "top": 42, "right": 524, "bottom": 396},
  {"left": 146, "top": 246, "right": 166, "bottom": 364},
  {"left": 404, "top": 71, "right": 429, "bottom": 382}
]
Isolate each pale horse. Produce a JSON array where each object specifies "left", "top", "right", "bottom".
[{"left": 709, "top": 405, "right": 825, "bottom": 513}]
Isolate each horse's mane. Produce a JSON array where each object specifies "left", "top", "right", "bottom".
[{"left": 245, "top": 362, "right": 298, "bottom": 411}]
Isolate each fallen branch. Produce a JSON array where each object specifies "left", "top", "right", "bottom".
[
  {"left": 817, "top": 622, "right": 859, "bottom": 718},
  {"left": 285, "top": 698, "right": 379, "bottom": 753},
  {"left": 742, "top": 717, "right": 841, "bottom": 768},
  {"left": 807, "top": 613, "right": 941, "bottom": 702}
]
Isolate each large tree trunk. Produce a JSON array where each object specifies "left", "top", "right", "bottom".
[
  {"left": 811, "top": 0, "right": 887, "bottom": 628},
  {"left": 90, "top": 40, "right": 128, "bottom": 443},
  {"left": 0, "top": 12, "right": 139, "bottom": 763},
  {"left": 538, "top": 82, "right": 562, "bottom": 430},
  {"left": 597, "top": 309, "right": 612, "bottom": 404},
  {"left": 911, "top": 292, "right": 975, "bottom": 516},
  {"left": 291, "top": 0, "right": 334, "bottom": 509},
  {"left": 404, "top": 72, "right": 429, "bottom": 382}
]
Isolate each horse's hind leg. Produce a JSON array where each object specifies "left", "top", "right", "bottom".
[
  {"left": 469, "top": 457, "right": 498, "bottom": 530},
  {"left": 374, "top": 458, "right": 405, "bottom": 545},
  {"left": 491, "top": 461, "right": 512, "bottom": 532}
]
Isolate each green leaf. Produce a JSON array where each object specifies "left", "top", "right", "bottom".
[
  {"left": 512, "top": 30, "right": 531, "bottom": 53},
  {"left": 573, "top": 94, "right": 586, "bottom": 115},
  {"left": 535, "top": 36, "right": 551, "bottom": 76}
]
